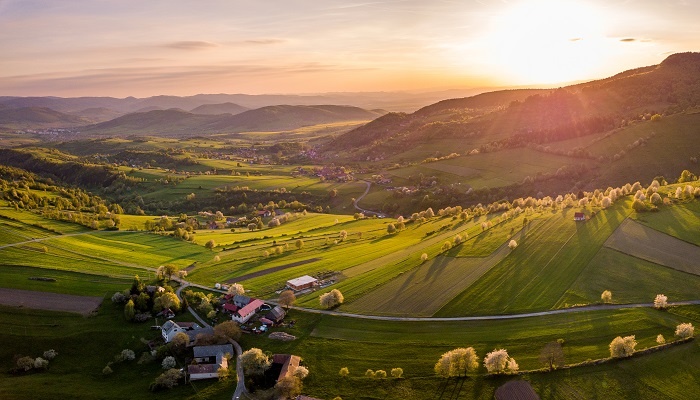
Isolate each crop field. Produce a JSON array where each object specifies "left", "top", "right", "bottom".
[
  {"left": 0, "top": 287, "right": 103, "bottom": 315},
  {"left": 437, "top": 202, "right": 632, "bottom": 316},
  {"left": 557, "top": 247, "right": 700, "bottom": 306},
  {"left": 0, "top": 207, "right": 90, "bottom": 234},
  {"left": 604, "top": 218, "right": 700, "bottom": 276},
  {"left": 633, "top": 201, "right": 700, "bottom": 246}
]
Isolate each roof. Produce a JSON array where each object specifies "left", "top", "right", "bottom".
[
  {"left": 266, "top": 305, "right": 286, "bottom": 321},
  {"left": 494, "top": 381, "right": 540, "bottom": 400},
  {"left": 286, "top": 275, "right": 318, "bottom": 287},
  {"left": 233, "top": 294, "right": 251, "bottom": 304},
  {"left": 223, "top": 303, "right": 239, "bottom": 312},
  {"left": 188, "top": 364, "right": 219, "bottom": 375},
  {"left": 260, "top": 317, "right": 274, "bottom": 325},
  {"left": 236, "top": 299, "right": 264, "bottom": 318},
  {"left": 273, "top": 354, "right": 301, "bottom": 382},
  {"left": 574, "top": 212, "right": 585, "bottom": 217},
  {"left": 186, "top": 326, "right": 214, "bottom": 342},
  {"left": 193, "top": 344, "right": 234, "bottom": 359}
]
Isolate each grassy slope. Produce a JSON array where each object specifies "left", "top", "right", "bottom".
[{"left": 436, "top": 201, "right": 632, "bottom": 316}]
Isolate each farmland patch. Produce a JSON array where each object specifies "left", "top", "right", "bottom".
[
  {"left": 0, "top": 287, "right": 102, "bottom": 315},
  {"left": 605, "top": 218, "right": 700, "bottom": 276}
]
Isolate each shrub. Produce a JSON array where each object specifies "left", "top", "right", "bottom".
[
  {"left": 16, "top": 356, "right": 34, "bottom": 371},
  {"left": 508, "top": 240, "right": 518, "bottom": 250},
  {"left": 151, "top": 368, "right": 182, "bottom": 391},
  {"left": 102, "top": 365, "right": 114, "bottom": 375},
  {"left": 610, "top": 335, "right": 637, "bottom": 358},
  {"left": 162, "top": 356, "right": 176, "bottom": 370},
  {"left": 654, "top": 294, "right": 668, "bottom": 309},
  {"left": 339, "top": 367, "right": 349, "bottom": 377},
  {"left": 205, "top": 239, "right": 216, "bottom": 249},
  {"left": 33, "top": 357, "right": 49, "bottom": 369},
  {"left": 675, "top": 323, "right": 695, "bottom": 339},
  {"left": 391, "top": 367, "right": 403, "bottom": 378},
  {"left": 111, "top": 292, "right": 127, "bottom": 303},
  {"left": 365, "top": 369, "right": 375, "bottom": 378},
  {"left": 293, "top": 365, "right": 309, "bottom": 379},
  {"left": 650, "top": 192, "right": 662, "bottom": 204},
  {"left": 43, "top": 349, "right": 58, "bottom": 360},
  {"left": 421, "top": 253, "right": 428, "bottom": 262},
  {"left": 386, "top": 223, "right": 396, "bottom": 234},
  {"left": 601, "top": 290, "right": 612, "bottom": 303},
  {"left": 375, "top": 369, "right": 387, "bottom": 379},
  {"left": 656, "top": 334, "right": 666, "bottom": 344}
]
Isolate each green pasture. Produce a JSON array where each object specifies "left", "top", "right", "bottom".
[
  {"left": 242, "top": 306, "right": 700, "bottom": 399},
  {"left": 0, "top": 304, "right": 234, "bottom": 400},
  {"left": 0, "top": 207, "right": 90, "bottom": 234},
  {"left": 633, "top": 200, "right": 700, "bottom": 246},
  {"left": 0, "top": 265, "right": 133, "bottom": 296}
]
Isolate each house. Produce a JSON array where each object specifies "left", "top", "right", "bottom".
[
  {"left": 574, "top": 212, "right": 586, "bottom": 221},
  {"left": 188, "top": 363, "right": 221, "bottom": 381},
  {"left": 232, "top": 299, "right": 264, "bottom": 323},
  {"left": 193, "top": 344, "right": 233, "bottom": 363},
  {"left": 272, "top": 354, "right": 301, "bottom": 382},
  {"left": 265, "top": 305, "right": 286, "bottom": 324},
  {"left": 286, "top": 275, "right": 318, "bottom": 291},
  {"left": 161, "top": 321, "right": 214, "bottom": 346},
  {"left": 256, "top": 210, "right": 272, "bottom": 218},
  {"left": 233, "top": 294, "right": 251, "bottom": 308}
]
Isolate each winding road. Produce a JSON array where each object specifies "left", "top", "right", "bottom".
[{"left": 353, "top": 180, "right": 386, "bottom": 217}]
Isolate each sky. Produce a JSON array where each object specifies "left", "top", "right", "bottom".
[{"left": 1, "top": 0, "right": 699, "bottom": 97}]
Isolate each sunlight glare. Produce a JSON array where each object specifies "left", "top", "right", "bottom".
[{"left": 487, "top": 0, "right": 611, "bottom": 84}]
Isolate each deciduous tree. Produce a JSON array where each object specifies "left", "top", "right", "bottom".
[
  {"left": 601, "top": 290, "right": 612, "bottom": 304},
  {"left": 676, "top": 322, "right": 695, "bottom": 339},
  {"left": 539, "top": 341, "right": 565, "bottom": 370},
  {"left": 240, "top": 348, "right": 271, "bottom": 376},
  {"left": 483, "top": 349, "right": 518, "bottom": 374},
  {"left": 654, "top": 294, "right": 668, "bottom": 309},
  {"left": 319, "top": 289, "right": 344, "bottom": 308},
  {"left": 278, "top": 290, "right": 296, "bottom": 310},
  {"left": 609, "top": 335, "right": 637, "bottom": 358}
]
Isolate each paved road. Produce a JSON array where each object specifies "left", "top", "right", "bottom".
[
  {"left": 353, "top": 180, "right": 386, "bottom": 217},
  {"left": 175, "top": 282, "right": 247, "bottom": 400},
  {"left": 282, "top": 300, "right": 700, "bottom": 322}
]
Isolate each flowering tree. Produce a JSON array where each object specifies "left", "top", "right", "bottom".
[
  {"left": 483, "top": 349, "right": 518, "bottom": 374},
  {"left": 609, "top": 335, "right": 637, "bottom": 358},
  {"left": 654, "top": 294, "right": 668, "bottom": 309},
  {"left": 675, "top": 323, "right": 695, "bottom": 339}
]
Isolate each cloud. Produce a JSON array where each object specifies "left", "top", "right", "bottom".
[
  {"left": 163, "top": 41, "right": 218, "bottom": 50},
  {"left": 619, "top": 38, "right": 636, "bottom": 42},
  {"left": 243, "top": 39, "right": 285, "bottom": 45}
]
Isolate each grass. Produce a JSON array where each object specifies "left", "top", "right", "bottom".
[
  {"left": 0, "top": 207, "right": 90, "bottom": 234},
  {"left": 0, "top": 303, "right": 234, "bottom": 400},
  {"left": 632, "top": 200, "right": 700, "bottom": 246},
  {"left": 241, "top": 306, "right": 700, "bottom": 399},
  {"left": 557, "top": 247, "right": 700, "bottom": 306},
  {"left": 604, "top": 218, "right": 700, "bottom": 276},
  {"left": 436, "top": 202, "right": 632, "bottom": 316},
  {"left": 0, "top": 265, "right": 133, "bottom": 296}
]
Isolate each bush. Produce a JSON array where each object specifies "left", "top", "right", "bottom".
[
  {"left": 375, "top": 369, "right": 387, "bottom": 379},
  {"left": 421, "top": 253, "right": 428, "bottom": 262},
  {"left": 391, "top": 367, "right": 403, "bottom": 378},
  {"left": 16, "top": 356, "right": 34, "bottom": 371},
  {"left": 339, "top": 367, "right": 349, "bottom": 377},
  {"left": 111, "top": 292, "right": 127, "bottom": 303},
  {"left": 386, "top": 223, "right": 396, "bottom": 234},
  {"left": 119, "top": 349, "right": 136, "bottom": 362},
  {"left": 33, "top": 357, "right": 49, "bottom": 369},
  {"left": 293, "top": 365, "right": 309, "bottom": 380},
  {"left": 365, "top": 369, "right": 375, "bottom": 378},
  {"left": 205, "top": 239, "right": 216, "bottom": 249},
  {"left": 162, "top": 356, "right": 176, "bottom": 370},
  {"left": 151, "top": 368, "right": 182, "bottom": 391},
  {"left": 43, "top": 349, "right": 58, "bottom": 360},
  {"left": 675, "top": 323, "right": 695, "bottom": 339},
  {"left": 610, "top": 335, "right": 637, "bottom": 358},
  {"left": 508, "top": 240, "right": 518, "bottom": 250},
  {"left": 656, "top": 334, "right": 666, "bottom": 344},
  {"left": 601, "top": 290, "right": 612, "bottom": 303},
  {"left": 102, "top": 364, "right": 113, "bottom": 375}
]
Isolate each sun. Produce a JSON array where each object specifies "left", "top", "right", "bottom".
[{"left": 487, "top": 0, "right": 611, "bottom": 85}]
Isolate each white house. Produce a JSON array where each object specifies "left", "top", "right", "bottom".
[
  {"left": 161, "top": 321, "right": 214, "bottom": 346},
  {"left": 232, "top": 299, "right": 264, "bottom": 323}
]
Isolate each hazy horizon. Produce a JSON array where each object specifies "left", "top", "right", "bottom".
[{"left": 2, "top": 0, "right": 699, "bottom": 97}]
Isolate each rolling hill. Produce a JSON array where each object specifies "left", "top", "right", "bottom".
[
  {"left": 189, "top": 102, "right": 249, "bottom": 115},
  {"left": 0, "top": 107, "right": 87, "bottom": 128},
  {"left": 78, "top": 105, "right": 387, "bottom": 136},
  {"left": 327, "top": 52, "right": 700, "bottom": 161}
]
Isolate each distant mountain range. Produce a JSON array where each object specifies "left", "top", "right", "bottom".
[{"left": 76, "top": 105, "right": 387, "bottom": 136}]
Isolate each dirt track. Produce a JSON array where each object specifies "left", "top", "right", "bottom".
[{"left": 0, "top": 288, "right": 103, "bottom": 315}]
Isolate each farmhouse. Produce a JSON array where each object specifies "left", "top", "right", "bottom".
[
  {"left": 232, "top": 298, "right": 264, "bottom": 323},
  {"left": 574, "top": 212, "right": 586, "bottom": 221},
  {"left": 222, "top": 303, "right": 239, "bottom": 313},
  {"left": 193, "top": 344, "right": 234, "bottom": 363},
  {"left": 161, "top": 320, "right": 214, "bottom": 346},
  {"left": 286, "top": 275, "right": 318, "bottom": 291}
]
